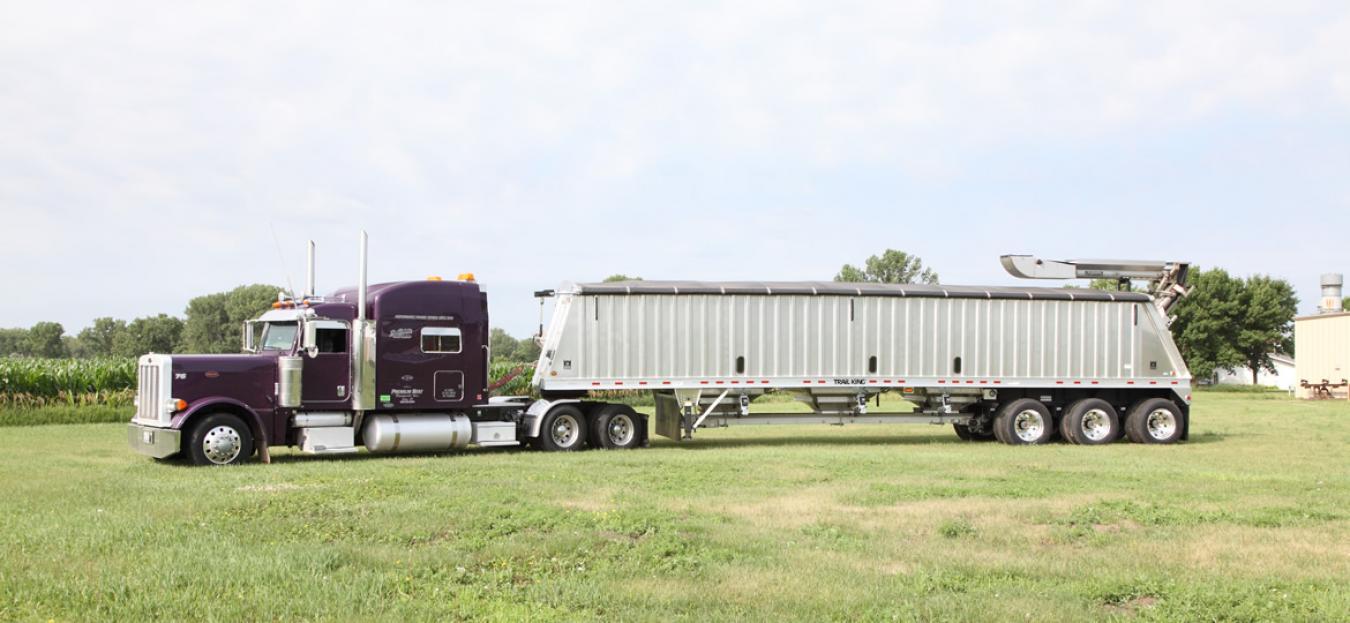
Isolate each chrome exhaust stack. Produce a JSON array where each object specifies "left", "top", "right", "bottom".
[
  {"left": 351, "top": 231, "right": 376, "bottom": 412},
  {"left": 305, "top": 240, "right": 316, "bottom": 298}
]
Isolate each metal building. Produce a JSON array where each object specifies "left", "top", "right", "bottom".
[{"left": 1294, "top": 273, "right": 1350, "bottom": 399}]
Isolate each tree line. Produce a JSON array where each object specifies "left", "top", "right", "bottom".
[{"left": 0, "top": 284, "right": 282, "bottom": 358}]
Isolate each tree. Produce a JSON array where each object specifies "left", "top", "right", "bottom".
[
  {"left": 76, "top": 317, "right": 127, "bottom": 357},
  {"left": 515, "top": 335, "right": 541, "bottom": 363},
  {"left": 835, "top": 250, "right": 938, "bottom": 284},
  {"left": 25, "top": 322, "right": 68, "bottom": 358},
  {"left": 1236, "top": 275, "right": 1298, "bottom": 384},
  {"left": 1170, "top": 268, "right": 1246, "bottom": 381},
  {"left": 603, "top": 274, "right": 642, "bottom": 282},
  {"left": 489, "top": 328, "right": 542, "bottom": 363},
  {"left": 0, "top": 328, "right": 28, "bottom": 356},
  {"left": 182, "top": 284, "right": 282, "bottom": 353},
  {"left": 114, "top": 314, "right": 185, "bottom": 357},
  {"left": 489, "top": 328, "right": 519, "bottom": 361},
  {"left": 1087, "top": 278, "right": 1143, "bottom": 292}
]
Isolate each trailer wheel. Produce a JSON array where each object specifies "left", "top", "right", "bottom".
[
  {"left": 953, "top": 422, "right": 995, "bottom": 441},
  {"left": 592, "top": 405, "right": 645, "bottom": 450},
  {"left": 534, "top": 405, "right": 588, "bottom": 451},
  {"left": 185, "top": 412, "right": 254, "bottom": 466},
  {"left": 1124, "top": 398, "right": 1185, "bottom": 444},
  {"left": 992, "top": 399, "right": 1055, "bottom": 445},
  {"left": 1062, "top": 398, "right": 1120, "bottom": 445}
]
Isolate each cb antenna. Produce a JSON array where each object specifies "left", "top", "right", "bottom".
[{"left": 268, "top": 222, "right": 298, "bottom": 301}]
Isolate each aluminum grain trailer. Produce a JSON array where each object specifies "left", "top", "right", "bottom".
[{"left": 526, "top": 258, "right": 1192, "bottom": 449}]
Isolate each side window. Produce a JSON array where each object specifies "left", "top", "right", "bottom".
[
  {"left": 421, "top": 327, "right": 462, "bottom": 354},
  {"left": 317, "top": 328, "right": 348, "bottom": 354}
]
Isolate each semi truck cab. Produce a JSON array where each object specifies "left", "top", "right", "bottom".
[{"left": 128, "top": 235, "right": 529, "bottom": 464}]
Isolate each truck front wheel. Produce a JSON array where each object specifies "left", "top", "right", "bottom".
[{"left": 186, "top": 413, "right": 255, "bottom": 466}]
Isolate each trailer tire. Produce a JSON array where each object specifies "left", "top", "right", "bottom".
[
  {"left": 534, "top": 405, "right": 588, "bottom": 451},
  {"left": 592, "top": 405, "right": 645, "bottom": 450},
  {"left": 1124, "top": 398, "right": 1185, "bottom": 444},
  {"left": 1062, "top": 398, "right": 1120, "bottom": 445},
  {"left": 993, "top": 399, "right": 1055, "bottom": 445},
  {"left": 185, "top": 412, "right": 254, "bottom": 466},
  {"left": 953, "top": 422, "right": 995, "bottom": 441}
]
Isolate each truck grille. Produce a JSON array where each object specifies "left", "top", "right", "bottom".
[{"left": 136, "top": 358, "right": 169, "bottom": 424}]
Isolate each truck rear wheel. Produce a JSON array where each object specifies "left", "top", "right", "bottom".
[
  {"left": 1124, "top": 398, "right": 1185, "bottom": 444},
  {"left": 1062, "top": 398, "right": 1120, "bottom": 445},
  {"left": 534, "top": 405, "right": 588, "bottom": 451},
  {"left": 993, "top": 398, "right": 1055, "bottom": 445},
  {"left": 591, "top": 405, "right": 645, "bottom": 450},
  {"left": 185, "top": 412, "right": 254, "bottom": 466}
]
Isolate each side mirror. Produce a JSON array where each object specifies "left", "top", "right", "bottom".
[
  {"left": 242, "top": 321, "right": 255, "bottom": 353},
  {"left": 302, "top": 322, "right": 318, "bottom": 358}
]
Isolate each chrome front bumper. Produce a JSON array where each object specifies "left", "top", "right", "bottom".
[{"left": 127, "top": 423, "right": 182, "bottom": 459}]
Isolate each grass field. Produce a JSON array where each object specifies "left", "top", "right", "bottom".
[{"left": 1, "top": 392, "right": 1347, "bottom": 621}]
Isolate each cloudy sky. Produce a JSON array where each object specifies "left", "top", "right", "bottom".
[{"left": 3, "top": 1, "right": 1349, "bottom": 337}]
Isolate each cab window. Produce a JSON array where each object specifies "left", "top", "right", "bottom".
[
  {"left": 260, "top": 322, "right": 298, "bottom": 352},
  {"left": 421, "top": 327, "right": 462, "bottom": 354},
  {"left": 316, "top": 328, "right": 348, "bottom": 353}
]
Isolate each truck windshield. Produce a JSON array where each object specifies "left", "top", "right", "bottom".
[{"left": 260, "top": 322, "right": 298, "bottom": 352}]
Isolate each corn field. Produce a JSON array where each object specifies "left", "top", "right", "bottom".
[
  {"left": 0, "top": 357, "right": 137, "bottom": 408},
  {"left": 488, "top": 361, "right": 536, "bottom": 397},
  {"left": 1, "top": 357, "right": 535, "bottom": 409}
]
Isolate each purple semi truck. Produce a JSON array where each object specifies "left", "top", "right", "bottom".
[{"left": 129, "top": 234, "right": 1194, "bottom": 465}]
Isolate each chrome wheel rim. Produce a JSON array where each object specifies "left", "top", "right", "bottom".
[
  {"left": 1081, "top": 408, "right": 1112, "bottom": 441},
  {"left": 1146, "top": 408, "right": 1177, "bottom": 440},
  {"left": 607, "top": 414, "right": 635, "bottom": 446},
  {"left": 203, "top": 425, "right": 242, "bottom": 464},
  {"left": 551, "top": 414, "right": 581, "bottom": 447},
  {"left": 1013, "top": 410, "right": 1045, "bottom": 442}
]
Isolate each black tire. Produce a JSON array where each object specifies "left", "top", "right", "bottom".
[
  {"left": 953, "top": 422, "right": 995, "bottom": 441},
  {"left": 185, "top": 412, "right": 254, "bottom": 466},
  {"left": 591, "top": 405, "right": 645, "bottom": 450},
  {"left": 1124, "top": 397, "right": 1185, "bottom": 444},
  {"left": 992, "top": 398, "right": 1055, "bottom": 445},
  {"left": 534, "top": 405, "right": 588, "bottom": 451},
  {"left": 1062, "top": 398, "right": 1121, "bottom": 445}
]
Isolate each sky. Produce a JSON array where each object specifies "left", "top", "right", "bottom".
[{"left": 3, "top": 1, "right": 1349, "bottom": 338}]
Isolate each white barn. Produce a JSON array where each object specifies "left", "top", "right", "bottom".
[{"left": 1214, "top": 353, "right": 1296, "bottom": 390}]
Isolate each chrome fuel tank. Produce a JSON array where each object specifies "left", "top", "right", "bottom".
[{"left": 362, "top": 413, "right": 471, "bottom": 453}]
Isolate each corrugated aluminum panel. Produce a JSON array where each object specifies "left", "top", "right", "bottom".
[{"left": 536, "top": 290, "right": 1189, "bottom": 391}]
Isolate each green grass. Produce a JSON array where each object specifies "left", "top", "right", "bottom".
[{"left": 1, "top": 393, "right": 1347, "bottom": 621}]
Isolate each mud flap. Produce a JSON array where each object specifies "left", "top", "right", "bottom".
[{"left": 654, "top": 392, "right": 684, "bottom": 441}]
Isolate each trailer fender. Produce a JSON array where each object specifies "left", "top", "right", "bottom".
[{"left": 523, "top": 398, "right": 583, "bottom": 440}]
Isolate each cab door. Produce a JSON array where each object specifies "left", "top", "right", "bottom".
[{"left": 302, "top": 320, "right": 352, "bottom": 406}]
